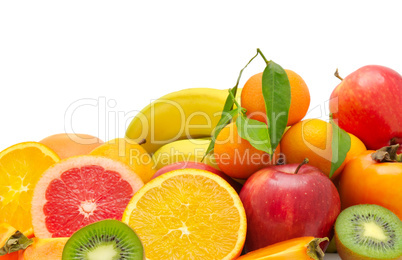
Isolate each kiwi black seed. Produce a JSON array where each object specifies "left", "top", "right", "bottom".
[
  {"left": 62, "top": 219, "right": 144, "bottom": 260},
  {"left": 335, "top": 204, "right": 402, "bottom": 260}
]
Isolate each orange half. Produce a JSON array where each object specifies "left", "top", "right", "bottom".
[
  {"left": 122, "top": 169, "right": 247, "bottom": 260},
  {"left": 0, "top": 142, "right": 59, "bottom": 234}
]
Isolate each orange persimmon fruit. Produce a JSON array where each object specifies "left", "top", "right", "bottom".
[{"left": 237, "top": 236, "right": 328, "bottom": 260}]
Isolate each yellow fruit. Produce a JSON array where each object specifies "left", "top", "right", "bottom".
[
  {"left": 90, "top": 138, "right": 155, "bottom": 183},
  {"left": 280, "top": 119, "right": 367, "bottom": 179},
  {"left": 125, "top": 88, "right": 242, "bottom": 154},
  {"left": 0, "top": 142, "right": 59, "bottom": 234},
  {"left": 151, "top": 138, "right": 218, "bottom": 170},
  {"left": 122, "top": 169, "right": 247, "bottom": 260}
]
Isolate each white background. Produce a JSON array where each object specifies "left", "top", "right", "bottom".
[
  {"left": 2, "top": 1, "right": 401, "bottom": 258},
  {"left": 1, "top": 1, "right": 402, "bottom": 152}
]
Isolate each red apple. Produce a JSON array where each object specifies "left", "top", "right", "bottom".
[
  {"left": 152, "top": 161, "right": 243, "bottom": 193},
  {"left": 330, "top": 65, "right": 402, "bottom": 152},
  {"left": 239, "top": 162, "right": 340, "bottom": 253}
]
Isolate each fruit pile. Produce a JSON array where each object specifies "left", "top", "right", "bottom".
[{"left": 1, "top": 50, "right": 402, "bottom": 260}]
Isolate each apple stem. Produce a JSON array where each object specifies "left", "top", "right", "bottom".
[
  {"left": 294, "top": 158, "right": 309, "bottom": 174},
  {"left": 334, "top": 68, "right": 343, "bottom": 81}
]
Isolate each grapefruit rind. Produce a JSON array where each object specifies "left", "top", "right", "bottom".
[
  {"left": 31, "top": 155, "right": 144, "bottom": 238},
  {"left": 122, "top": 169, "right": 247, "bottom": 260}
]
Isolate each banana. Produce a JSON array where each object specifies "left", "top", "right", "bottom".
[
  {"left": 151, "top": 138, "right": 219, "bottom": 170},
  {"left": 125, "top": 88, "right": 241, "bottom": 154}
]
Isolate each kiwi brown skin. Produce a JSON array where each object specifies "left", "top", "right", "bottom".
[
  {"left": 325, "top": 237, "right": 337, "bottom": 253},
  {"left": 335, "top": 230, "right": 402, "bottom": 260},
  {"left": 334, "top": 204, "right": 402, "bottom": 260}
]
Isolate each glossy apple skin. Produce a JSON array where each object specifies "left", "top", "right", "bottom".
[
  {"left": 152, "top": 161, "right": 243, "bottom": 193},
  {"left": 329, "top": 65, "right": 402, "bottom": 151},
  {"left": 239, "top": 164, "right": 341, "bottom": 253}
]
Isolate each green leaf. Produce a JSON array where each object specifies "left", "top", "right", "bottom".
[
  {"left": 329, "top": 119, "right": 351, "bottom": 178},
  {"left": 262, "top": 61, "right": 291, "bottom": 154},
  {"left": 202, "top": 106, "right": 239, "bottom": 160},
  {"left": 202, "top": 50, "right": 262, "bottom": 161},
  {"left": 0, "top": 231, "right": 33, "bottom": 256},
  {"left": 222, "top": 49, "right": 260, "bottom": 112},
  {"left": 236, "top": 115, "right": 272, "bottom": 154}
]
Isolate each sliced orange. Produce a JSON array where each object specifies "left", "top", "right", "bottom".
[
  {"left": 0, "top": 142, "right": 59, "bottom": 234},
  {"left": 122, "top": 169, "right": 247, "bottom": 260}
]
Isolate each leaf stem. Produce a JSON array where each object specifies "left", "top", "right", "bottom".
[
  {"left": 233, "top": 50, "right": 260, "bottom": 91},
  {"left": 228, "top": 89, "right": 242, "bottom": 112},
  {"left": 257, "top": 48, "right": 270, "bottom": 65}
]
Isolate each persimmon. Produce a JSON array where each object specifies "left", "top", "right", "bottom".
[
  {"left": 0, "top": 223, "right": 32, "bottom": 260},
  {"left": 237, "top": 236, "right": 328, "bottom": 260},
  {"left": 18, "top": 238, "right": 68, "bottom": 260},
  {"left": 339, "top": 148, "right": 402, "bottom": 220}
]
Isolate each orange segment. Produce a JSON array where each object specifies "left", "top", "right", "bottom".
[
  {"left": 0, "top": 142, "right": 59, "bottom": 233},
  {"left": 122, "top": 169, "right": 247, "bottom": 260}
]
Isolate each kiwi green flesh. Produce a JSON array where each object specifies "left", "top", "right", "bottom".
[
  {"left": 335, "top": 204, "right": 402, "bottom": 259},
  {"left": 62, "top": 219, "right": 144, "bottom": 260}
]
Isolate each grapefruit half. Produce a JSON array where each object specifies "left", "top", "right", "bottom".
[{"left": 31, "top": 155, "right": 144, "bottom": 238}]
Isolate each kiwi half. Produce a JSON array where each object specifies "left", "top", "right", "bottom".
[
  {"left": 62, "top": 219, "right": 144, "bottom": 260},
  {"left": 335, "top": 204, "right": 402, "bottom": 260}
]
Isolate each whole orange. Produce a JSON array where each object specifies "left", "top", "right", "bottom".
[
  {"left": 241, "top": 70, "right": 310, "bottom": 126},
  {"left": 213, "top": 122, "right": 281, "bottom": 179},
  {"left": 39, "top": 133, "right": 103, "bottom": 159},
  {"left": 280, "top": 119, "right": 366, "bottom": 180}
]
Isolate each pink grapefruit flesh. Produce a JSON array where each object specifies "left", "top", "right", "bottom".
[{"left": 31, "top": 155, "right": 144, "bottom": 238}]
